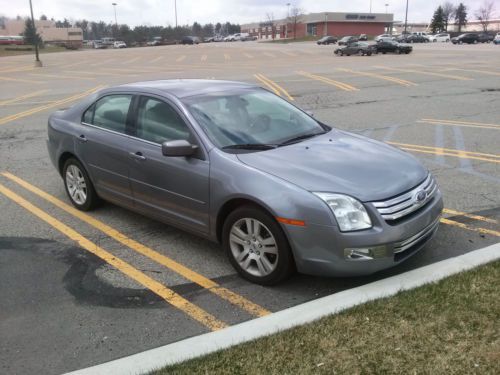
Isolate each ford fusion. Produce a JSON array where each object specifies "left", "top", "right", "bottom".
[{"left": 47, "top": 80, "right": 443, "bottom": 285}]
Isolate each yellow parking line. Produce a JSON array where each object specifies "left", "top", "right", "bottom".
[
  {"left": 0, "top": 65, "right": 34, "bottom": 74},
  {"left": 0, "top": 85, "right": 105, "bottom": 126},
  {"left": 297, "top": 71, "right": 358, "bottom": 91},
  {"left": 0, "top": 183, "right": 226, "bottom": 331},
  {"left": 388, "top": 142, "right": 500, "bottom": 159},
  {"left": 263, "top": 52, "right": 276, "bottom": 58},
  {"left": 89, "top": 59, "right": 115, "bottom": 67},
  {"left": 150, "top": 56, "right": 164, "bottom": 63},
  {"left": 0, "top": 76, "right": 46, "bottom": 84},
  {"left": 29, "top": 73, "right": 96, "bottom": 81},
  {"left": 60, "top": 61, "right": 89, "bottom": 69},
  {"left": 2, "top": 172, "right": 270, "bottom": 318},
  {"left": 281, "top": 51, "right": 297, "bottom": 57},
  {"left": 444, "top": 67, "right": 500, "bottom": 77},
  {"left": 201, "top": 54, "right": 208, "bottom": 61},
  {"left": 0, "top": 90, "right": 49, "bottom": 106},
  {"left": 373, "top": 65, "right": 472, "bottom": 81},
  {"left": 421, "top": 118, "right": 500, "bottom": 128},
  {"left": 176, "top": 55, "right": 186, "bottom": 62},
  {"left": 336, "top": 68, "right": 417, "bottom": 87},
  {"left": 121, "top": 56, "right": 141, "bottom": 65},
  {"left": 417, "top": 120, "right": 500, "bottom": 131},
  {"left": 440, "top": 218, "right": 500, "bottom": 237},
  {"left": 254, "top": 74, "right": 294, "bottom": 101},
  {"left": 389, "top": 142, "right": 500, "bottom": 164},
  {"left": 443, "top": 208, "right": 497, "bottom": 224},
  {"left": 243, "top": 53, "right": 254, "bottom": 59},
  {"left": 224, "top": 53, "right": 231, "bottom": 61},
  {"left": 64, "top": 70, "right": 137, "bottom": 77}
]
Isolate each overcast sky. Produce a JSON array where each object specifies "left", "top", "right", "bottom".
[{"left": 1, "top": 0, "right": 496, "bottom": 27}]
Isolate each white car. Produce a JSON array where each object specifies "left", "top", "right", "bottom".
[
  {"left": 113, "top": 41, "right": 127, "bottom": 48},
  {"left": 375, "top": 34, "right": 393, "bottom": 42},
  {"left": 494, "top": 33, "right": 500, "bottom": 45},
  {"left": 224, "top": 35, "right": 234, "bottom": 42},
  {"left": 432, "top": 33, "right": 450, "bottom": 42}
]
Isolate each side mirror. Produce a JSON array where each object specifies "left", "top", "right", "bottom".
[{"left": 162, "top": 140, "right": 197, "bottom": 157}]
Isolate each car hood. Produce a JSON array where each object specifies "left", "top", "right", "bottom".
[{"left": 236, "top": 130, "right": 427, "bottom": 202}]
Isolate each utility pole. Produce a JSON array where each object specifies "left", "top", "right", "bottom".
[
  {"left": 285, "top": 3, "right": 290, "bottom": 38},
  {"left": 174, "top": 0, "right": 178, "bottom": 28},
  {"left": 404, "top": 0, "right": 409, "bottom": 35},
  {"left": 28, "top": 0, "right": 42, "bottom": 67},
  {"left": 112, "top": 3, "right": 118, "bottom": 26}
]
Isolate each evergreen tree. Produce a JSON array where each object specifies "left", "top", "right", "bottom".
[
  {"left": 430, "top": 6, "right": 445, "bottom": 33},
  {"left": 22, "top": 18, "right": 41, "bottom": 46},
  {"left": 455, "top": 3, "right": 468, "bottom": 32}
]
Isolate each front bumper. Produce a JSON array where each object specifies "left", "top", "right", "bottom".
[{"left": 285, "top": 189, "right": 443, "bottom": 277}]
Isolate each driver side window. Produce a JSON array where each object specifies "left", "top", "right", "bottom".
[{"left": 136, "top": 97, "right": 190, "bottom": 144}]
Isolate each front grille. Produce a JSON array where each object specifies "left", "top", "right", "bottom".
[
  {"left": 371, "top": 174, "right": 438, "bottom": 221},
  {"left": 393, "top": 217, "right": 440, "bottom": 256}
]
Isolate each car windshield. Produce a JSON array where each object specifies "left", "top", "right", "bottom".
[{"left": 183, "top": 89, "right": 327, "bottom": 150}]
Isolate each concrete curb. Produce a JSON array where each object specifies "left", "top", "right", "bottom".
[{"left": 66, "top": 242, "right": 500, "bottom": 375}]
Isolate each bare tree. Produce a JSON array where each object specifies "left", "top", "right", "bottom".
[
  {"left": 475, "top": 0, "right": 495, "bottom": 32},
  {"left": 290, "top": 7, "right": 304, "bottom": 40},
  {"left": 266, "top": 12, "right": 276, "bottom": 39},
  {"left": 441, "top": 2, "right": 455, "bottom": 31}
]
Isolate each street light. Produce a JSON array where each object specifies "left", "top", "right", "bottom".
[
  {"left": 285, "top": 3, "right": 290, "bottom": 38},
  {"left": 324, "top": 13, "right": 328, "bottom": 36},
  {"left": 404, "top": 0, "right": 409, "bottom": 35},
  {"left": 174, "top": 0, "right": 178, "bottom": 28},
  {"left": 369, "top": 0, "right": 372, "bottom": 13},
  {"left": 28, "top": 0, "right": 42, "bottom": 67},
  {"left": 112, "top": 2, "right": 118, "bottom": 26},
  {"left": 385, "top": 3, "right": 389, "bottom": 14}
]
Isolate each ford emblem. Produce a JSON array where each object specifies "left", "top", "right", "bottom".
[{"left": 416, "top": 190, "right": 427, "bottom": 202}]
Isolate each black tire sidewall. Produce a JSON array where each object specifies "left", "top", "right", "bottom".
[
  {"left": 63, "top": 158, "right": 98, "bottom": 211},
  {"left": 222, "top": 206, "right": 295, "bottom": 285}
]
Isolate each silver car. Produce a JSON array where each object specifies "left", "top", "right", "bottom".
[{"left": 47, "top": 80, "right": 443, "bottom": 285}]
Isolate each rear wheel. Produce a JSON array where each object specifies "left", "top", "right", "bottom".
[
  {"left": 223, "top": 206, "right": 295, "bottom": 285},
  {"left": 63, "top": 158, "right": 99, "bottom": 211}
]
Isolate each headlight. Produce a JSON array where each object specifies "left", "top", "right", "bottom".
[{"left": 313, "top": 193, "right": 372, "bottom": 232}]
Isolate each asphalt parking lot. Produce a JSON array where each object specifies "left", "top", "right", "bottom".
[{"left": 1, "top": 41, "right": 499, "bottom": 374}]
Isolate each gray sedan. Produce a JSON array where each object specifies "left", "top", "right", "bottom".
[{"left": 47, "top": 80, "right": 443, "bottom": 285}]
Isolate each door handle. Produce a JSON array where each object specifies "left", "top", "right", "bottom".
[
  {"left": 129, "top": 151, "right": 146, "bottom": 161},
  {"left": 78, "top": 134, "right": 88, "bottom": 143}
]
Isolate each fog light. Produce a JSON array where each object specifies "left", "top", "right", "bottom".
[{"left": 344, "top": 246, "right": 387, "bottom": 261}]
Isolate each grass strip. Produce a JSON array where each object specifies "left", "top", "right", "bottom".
[{"left": 156, "top": 260, "right": 500, "bottom": 374}]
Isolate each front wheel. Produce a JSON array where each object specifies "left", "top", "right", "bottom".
[
  {"left": 63, "top": 158, "right": 99, "bottom": 211},
  {"left": 223, "top": 206, "right": 295, "bottom": 285}
]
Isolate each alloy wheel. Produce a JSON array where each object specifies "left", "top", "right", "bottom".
[{"left": 65, "top": 164, "right": 87, "bottom": 205}]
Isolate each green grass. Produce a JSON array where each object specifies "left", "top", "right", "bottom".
[
  {"left": 155, "top": 260, "right": 500, "bottom": 374},
  {"left": 0, "top": 45, "right": 68, "bottom": 57}
]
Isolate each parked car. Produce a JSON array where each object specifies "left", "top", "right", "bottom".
[
  {"left": 398, "top": 34, "right": 428, "bottom": 43},
  {"left": 478, "top": 33, "right": 494, "bottom": 43},
  {"left": 412, "top": 31, "right": 432, "bottom": 41},
  {"left": 317, "top": 36, "right": 338, "bottom": 45},
  {"left": 338, "top": 36, "right": 359, "bottom": 45},
  {"left": 375, "top": 34, "right": 394, "bottom": 42},
  {"left": 203, "top": 36, "right": 214, "bottom": 43},
  {"left": 375, "top": 40, "right": 412, "bottom": 54},
  {"left": 432, "top": 33, "right": 450, "bottom": 42},
  {"left": 113, "top": 41, "right": 127, "bottom": 48},
  {"left": 494, "top": 33, "right": 500, "bottom": 45},
  {"left": 47, "top": 80, "right": 443, "bottom": 285},
  {"left": 335, "top": 41, "right": 375, "bottom": 56},
  {"left": 451, "top": 33, "right": 479, "bottom": 44},
  {"left": 224, "top": 35, "right": 234, "bottom": 42},
  {"left": 358, "top": 34, "right": 368, "bottom": 41},
  {"left": 181, "top": 36, "right": 200, "bottom": 45},
  {"left": 93, "top": 41, "right": 107, "bottom": 49}
]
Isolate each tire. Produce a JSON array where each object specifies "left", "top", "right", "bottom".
[
  {"left": 446, "top": 39, "right": 450, "bottom": 42},
  {"left": 63, "top": 158, "right": 99, "bottom": 211},
  {"left": 473, "top": 40, "right": 478, "bottom": 44},
  {"left": 397, "top": 48, "right": 402, "bottom": 54},
  {"left": 459, "top": 40, "right": 463, "bottom": 44},
  {"left": 367, "top": 51, "right": 372, "bottom": 56},
  {"left": 340, "top": 51, "right": 344, "bottom": 56},
  {"left": 222, "top": 205, "right": 295, "bottom": 285},
  {"left": 357, "top": 49, "right": 363, "bottom": 56}
]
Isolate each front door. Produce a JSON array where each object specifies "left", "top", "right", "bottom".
[
  {"left": 76, "top": 93, "right": 134, "bottom": 206},
  {"left": 128, "top": 95, "right": 210, "bottom": 234}
]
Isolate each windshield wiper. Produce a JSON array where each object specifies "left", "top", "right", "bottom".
[
  {"left": 222, "top": 143, "right": 278, "bottom": 150},
  {"left": 279, "top": 131, "right": 326, "bottom": 146}
]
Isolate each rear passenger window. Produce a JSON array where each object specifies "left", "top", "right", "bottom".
[
  {"left": 90, "top": 95, "right": 132, "bottom": 133},
  {"left": 136, "top": 97, "right": 190, "bottom": 144}
]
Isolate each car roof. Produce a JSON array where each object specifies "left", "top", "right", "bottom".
[{"left": 116, "top": 79, "right": 259, "bottom": 98}]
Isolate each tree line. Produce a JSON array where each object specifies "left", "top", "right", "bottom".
[{"left": 430, "top": 0, "right": 496, "bottom": 33}]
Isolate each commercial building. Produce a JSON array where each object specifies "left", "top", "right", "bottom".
[
  {"left": 0, "top": 19, "right": 83, "bottom": 47},
  {"left": 241, "top": 12, "right": 394, "bottom": 40}
]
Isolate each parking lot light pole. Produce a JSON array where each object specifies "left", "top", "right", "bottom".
[
  {"left": 385, "top": 3, "right": 389, "bottom": 13},
  {"left": 28, "top": 0, "right": 42, "bottom": 67},
  {"left": 112, "top": 3, "right": 118, "bottom": 27},
  {"left": 324, "top": 13, "right": 328, "bottom": 36},
  {"left": 404, "top": 0, "right": 409, "bottom": 35},
  {"left": 174, "top": 0, "right": 178, "bottom": 28},
  {"left": 285, "top": 2, "right": 290, "bottom": 39}
]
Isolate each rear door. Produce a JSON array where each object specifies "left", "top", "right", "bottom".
[
  {"left": 75, "top": 93, "right": 134, "bottom": 206},
  {"left": 127, "top": 95, "right": 210, "bottom": 234}
]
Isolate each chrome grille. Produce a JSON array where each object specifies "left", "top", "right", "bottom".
[
  {"left": 394, "top": 217, "right": 440, "bottom": 254},
  {"left": 371, "top": 174, "right": 438, "bottom": 221}
]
